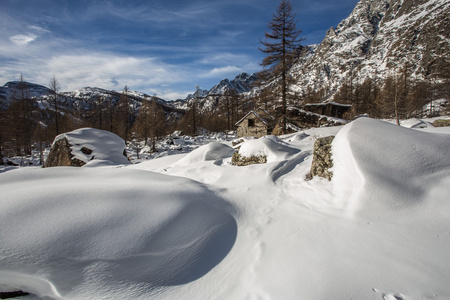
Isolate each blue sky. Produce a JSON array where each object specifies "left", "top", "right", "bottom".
[{"left": 0, "top": 0, "right": 359, "bottom": 100}]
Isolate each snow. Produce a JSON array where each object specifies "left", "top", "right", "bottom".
[
  {"left": 332, "top": 117, "right": 450, "bottom": 213},
  {"left": 0, "top": 168, "right": 236, "bottom": 299},
  {"left": 174, "top": 142, "right": 235, "bottom": 166},
  {"left": 1, "top": 117, "right": 450, "bottom": 299}
]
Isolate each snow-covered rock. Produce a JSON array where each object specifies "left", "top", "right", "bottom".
[
  {"left": 235, "top": 135, "right": 299, "bottom": 164},
  {"left": 174, "top": 142, "right": 235, "bottom": 166},
  {"left": 44, "top": 128, "right": 130, "bottom": 167}
]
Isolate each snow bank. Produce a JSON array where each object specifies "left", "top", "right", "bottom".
[
  {"left": 400, "top": 118, "right": 432, "bottom": 128},
  {"left": 236, "top": 135, "right": 299, "bottom": 163},
  {"left": 332, "top": 118, "right": 450, "bottom": 212},
  {"left": 54, "top": 128, "right": 130, "bottom": 166},
  {"left": 174, "top": 142, "right": 235, "bottom": 166},
  {"left": 0, "top": 167, "right": 236, "bottom": 299}
]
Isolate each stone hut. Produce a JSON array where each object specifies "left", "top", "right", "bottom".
[{"left": 235, "top": 108, "right": 275, "bottom": 138}]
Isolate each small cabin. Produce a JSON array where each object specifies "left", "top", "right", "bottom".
[{"left": 235, "top": 108, "right": 274, "bottom": 138}]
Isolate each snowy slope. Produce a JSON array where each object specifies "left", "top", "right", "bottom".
[{"left": 1, "top": 117, "right": 450, "bottom": 299}]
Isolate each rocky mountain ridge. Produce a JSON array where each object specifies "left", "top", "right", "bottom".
[{"left": 289, "top": 0, "right": 450, "bottom": 101}]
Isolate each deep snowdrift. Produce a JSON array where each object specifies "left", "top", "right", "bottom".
[
  {"left": 0, "top": 168, "right": 236, "bottom": 299},
  {"left": 333, "top": 117, "right": 450, "bottom": 213}
]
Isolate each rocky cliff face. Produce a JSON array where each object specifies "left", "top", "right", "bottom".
[
  {"left": 290, "top": 0, "right": 450, "bottom": 100},
  {"left": 208, "top": 73, "right": 258, "bottom": 96}
]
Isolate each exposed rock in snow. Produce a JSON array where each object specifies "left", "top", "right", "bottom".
[
  {"left": 432, "top": 118, "right": 450, "bottom": 127},
  {"left": 231, "top": 152, "right": 267, "bottom": 166},
  {"left": 309, "top": 136, "right": 335, "bottom": 180},
  {"left": 44, "top": 137, "right": 85, "bottom": 167}
]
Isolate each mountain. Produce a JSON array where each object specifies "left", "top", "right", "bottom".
[
  {"left": 208, "top": 73, "right": 259, "bottom": 96},
  {"left": 0, "top": 81, "right": 185, "bottom": 130},
  {"left": 0, "top": 81, "right": 53, "bottom": 108},
  {"left": 289, "top": 0, "right": 450, "bottom": 100},
  {"left": 170, "top": 72, "right": 259, "bottom": 113}
]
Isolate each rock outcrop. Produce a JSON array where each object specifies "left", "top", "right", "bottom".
[
  {"left": 309, "top": 136, "right": 335, "bottom": 180},
  {"left": 44, "top": 137, "right": 86, "bottom": 167}
]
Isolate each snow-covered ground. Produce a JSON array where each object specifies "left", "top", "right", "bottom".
[{"left": 1, "top": 116, "right": 450, "bottom": 300}]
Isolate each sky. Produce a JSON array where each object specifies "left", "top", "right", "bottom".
[{"left": 0, "top": 0, "right": 359, "bottom": 100}]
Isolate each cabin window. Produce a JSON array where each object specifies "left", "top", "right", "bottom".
[{"left": 248, "top": 119, "right": 255, "bottom": 127}]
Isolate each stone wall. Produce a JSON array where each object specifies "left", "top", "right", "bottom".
[{"left": 237, "top": 115, "right": 268, "bottom": 138}]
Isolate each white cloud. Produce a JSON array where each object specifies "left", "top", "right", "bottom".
[
  {"left": 201, "top": 65, "right": 244, "bottom": 78},
  {"left": 9, "top": 34, "right": 37, "bottom": 45},
  {"left": 40, "top": 53, "right": 187, "bottom": 92}
]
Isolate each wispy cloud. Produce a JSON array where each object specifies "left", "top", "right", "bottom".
[
  {"left": 9, "top": 34, "right": 38, "bottom": 45},
  {"left": 27, "top": 25, "right": 51, "bottom": 33}
]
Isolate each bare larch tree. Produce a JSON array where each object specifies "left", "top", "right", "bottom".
[{"left": 259, "top": 0, "right": 303, "bottom": 134}]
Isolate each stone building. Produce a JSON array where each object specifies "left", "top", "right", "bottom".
[{"left": 235, "top": 108, "right": 274, "bottom": 138}]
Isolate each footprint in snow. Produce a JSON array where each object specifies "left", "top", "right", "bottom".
[{"left": 382, "top": 293, "right": 405, "bottom": 300}]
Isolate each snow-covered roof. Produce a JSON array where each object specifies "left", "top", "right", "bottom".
[
  {"left": 235, "top": 108, "right": 274, "bottom": 127},
  {"left": 303, "top": 102, "right": 352, "bottom": 107}
]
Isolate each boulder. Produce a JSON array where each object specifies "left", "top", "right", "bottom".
[
  {"left": 44, "top": 137, "right": 85, "bottom": 167},
  {"left": 44, "top": 128, "right": 130, "bottom": 167},
  {"left": 308, "top": 136, "right": 335, "bottom": 180}
]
